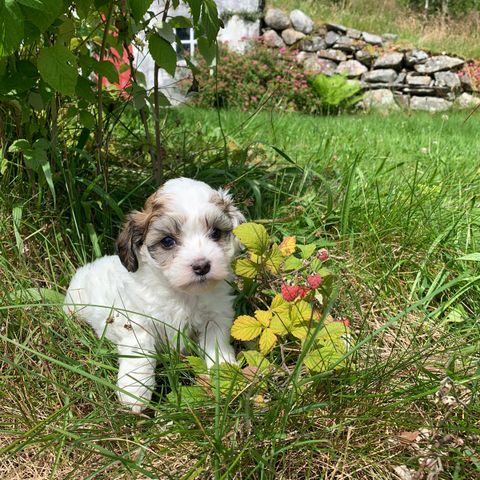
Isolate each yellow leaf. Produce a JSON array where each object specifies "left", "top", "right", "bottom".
[
  {"left": 231, "top": 315, "right": 262, "bottom": 341},
  {"left": 291, "top": 323, "right": 309, "bottom": 340},
  {"left": 234, "top": 258, "right": 260, "bottom": 278},
  {"left": 270, "top": 294, "right": 289, "bottom": 312},
  {"left": 255, "top": 309, "right": 272, "bottom": 327},
  {"left": 291, "top": 300, "right": 313, "bottom": 325},
  {"left": 233, "top": 222, "right": 270, "bottom": 255},
  {"left": 259, "top": 328, "right": 277, "bottom": 354},
  {"left": 265, "top": 243, "right": 283, "bottom": 274},
  {"left": 279, "top": 236, "right": 297, "bottom": 256},
  {"left": 240, "top": 350, "right": 271, "bottom": 372}
]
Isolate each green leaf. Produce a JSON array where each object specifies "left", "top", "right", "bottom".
[
  {"left": 234, "top": 258, "right": 260, "bottom": 279},
  {"left": 41, "top": 157, "right": 56, "bottom": 205},
  {"left": 197, "top": 36, "right": 216, "bottom": 66},
  {"left": 19, "top": 0, "right": 64, "bottom": 32},
  {"left": 0, "top": 0, "right": 24, "bottom": 57},
  {"left": 185, "top": 356, "right": 208, "bottom": 375},
  {"left": 8, "top": 139, "right": 30, "bottom": 153},
  {"left": 79, "top": 110, "right": 96, "bottom": 130},
  {"left": 12, "top": 287, "right": 64, "bottom": 304},
  {"left": 157, "top": 22, "right": 175, "bottom": 43},
  {"left": 76, "top": 75, "right": 96, "bottom": 101},
  {"left": 129, "top": 0, "right": 152, "bottom": 22},
  {"left": 458, "top": 253, "right": 480, "bottom": 262},
  {"left": 239, "top": 351, "right": 270, "bottom": 372},
  {"left": 283, "top": 256, "right": 303, "bottom": 272},
  {"left": 93, "top": 60, "right": 119, "bottom": 84},
  {"left": 298, "top": 243, "right": 317, "bottom": 260},
  {"left": 37, "top": 45, "right": 78, "bottom": 96},
  {"left": 265, "top": 243, "right": 283, "bottom": 274},
  {"left": 169, "top": 15, "right": 192, "bottom": 28},
  {"left": 76, "top": 0, "right": 91, "bottom": 19},
  {"left": 24, "top": 147, "right": 47, "bottom": 172},
  {"left": 233, "top": 222, "right": 270, "bottom": 255},
  {"left": 167, "top": 385, "right": 209, "bottom": 406},
  {"left": 148, "top": 33, "right": 177, "bottom": 77}
]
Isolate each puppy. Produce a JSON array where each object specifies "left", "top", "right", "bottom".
[{"left": 64, "top": 178, "right": 245, "bottom": 412}]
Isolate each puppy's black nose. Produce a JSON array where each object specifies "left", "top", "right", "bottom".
[{"left": 192, "top": 260, "right": 211, "bottom": 276}]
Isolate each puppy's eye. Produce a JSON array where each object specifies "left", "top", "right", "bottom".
[
  {"left": 160, "top": 236, "right": 176, "bottom": 249},
  {"left": 210, "top": 228, "right": 222, "bottom": 241}
]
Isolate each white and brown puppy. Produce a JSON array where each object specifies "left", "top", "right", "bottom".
[{"left": 64, "top": 178, "right": 245, "bottom": 412}]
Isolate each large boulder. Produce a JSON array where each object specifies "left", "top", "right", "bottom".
[
  {"left": 362, "top": 89, "right": 399, "bottom": 111},
  {"left": 406, "top": 73, "right": 432, "bottom": 87},
  {"left": 434, "top": 71, "right": 461, "bottom": 90},
  {"left": 361, "top": 32, "right": 383, "bottom": 45},
  {"left": 363, "top": 69, "right": 398, "bottom": 83},
  {"left": 325, "top": 31, "right": 340, "bottom": 47},
  {"left": 290, "top": 9, "right": 314, "bottom": 34},
  {"left": 415, "top": 55, "right": 464, "bottom": 74},
  {"left": 281, "top": 28, "right": 305, "bottom": 45},
  {"left": 454, "top": 93, "right": 480, "bottom": 109},
  {"left": 304, "top": 57, "right": 337, "bottom": 76},
  {"left": 405, "top": 49, "right": 429, "bottom": 67},
  {"left": 410, "top": 96, "right": 452, "bottom": 112},
  {"left": 318, "top": 48, "right": 347, "bottom": 62},
  {"left": 262, "top": 30, "right": 285, "bottom": 48},
  {"left": 300, "top": 36, "right": 326, "bottom": 52},
  {"left": 355, "top": 49, "right": 373, "bottom": 67},
  {"left": 336, "top": 60, "right": 368, "bottom": 78},
  {"left": 373, "top": 52, "right": 404, "bottom": 69},
  {"left": 264, "top": 8, "right": 290, "bottom": 30}
]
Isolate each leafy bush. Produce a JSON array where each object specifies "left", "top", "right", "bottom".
[
  {"left": 190, "top": 42, "right": 325, "bottom": 114},
  {"left": 169, "top": 222, "right": 353, "bottom": 405},
  {"left": 311, "top": 74, "right": 363, "bottom": 113}
]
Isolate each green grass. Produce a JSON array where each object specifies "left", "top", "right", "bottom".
[
  {"left": 269, "top": 0, "right": 480, "bottom": 59},
  {"left": 1, "top": 107, "right": 480, "bottom": 479}
]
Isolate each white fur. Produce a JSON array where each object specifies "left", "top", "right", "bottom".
[{"left": 64, "top": 178, "right": 244, "bottom": 413}]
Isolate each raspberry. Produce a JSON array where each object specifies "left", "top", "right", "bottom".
[
  {"left": 281, "top": 284, "right": 300, "bottom": 302},
  {"left": 316, "top": 248, "right": 329, "bottom": 262},
  {"left": 307, "top": 273, "right": 323, "bottom": 289},
  {"left": 298, "top": 286, "right": 311, "bottom": 299}
]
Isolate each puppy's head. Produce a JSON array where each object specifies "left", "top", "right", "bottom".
[{"left": 116, "top": 178, "right": 245, "bottom": 293}]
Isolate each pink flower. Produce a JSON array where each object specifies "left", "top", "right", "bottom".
[
  {"left": 281, "top": 284, "right": 300, "bottom": 302},
  {"left": 276, "top": 75, "right": 282, "bottom": 81},
  {"left": 307, "top": 274, "right": 323, "bottom": 289},
  {"left": 316, "top": 248, "right": 329, "bottom": 262}
]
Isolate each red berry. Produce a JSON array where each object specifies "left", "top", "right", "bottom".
[
  {"left": 316, "top": 248, "right": 329, "bottom": 262},
  {"left": 307, "top": 273, "right": 323, "bottom": 289},
  {"left": 281, "top": 284, "right": 300, "bottom": 302},
  {"left": 298, "top": 286, "right": 311, "bottom": 299}
]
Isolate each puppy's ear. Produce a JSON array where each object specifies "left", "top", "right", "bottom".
[
  {"left": 216, "top": 188, "right": 246, "bottom": 228},
  {"left": 116, "top": 211, "right": 148, "bottom": 272}
]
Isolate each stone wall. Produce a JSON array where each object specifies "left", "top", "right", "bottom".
[{"left": 262, "top": 8, "right": 480, "bottom": 111}]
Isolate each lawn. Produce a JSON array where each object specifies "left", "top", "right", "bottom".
[{"left": 1, "top": 107, "right": 479, "bottom": 479}]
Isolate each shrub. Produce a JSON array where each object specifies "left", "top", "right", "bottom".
[
  {"left": 190, "top": 42, "right": 325, "bottom": 114},
  {"left": 169, "top": 223, "right": 353, "bottom": 405}
]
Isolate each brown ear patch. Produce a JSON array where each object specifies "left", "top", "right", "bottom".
[
  {"left": 116, "top": 191, "right": 164, "bottom": 272},
  {"left": 211, "top": 189, "right": 245, "bottom": 228}
]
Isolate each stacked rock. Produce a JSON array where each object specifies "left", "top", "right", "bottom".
[{"left": 262, "top": 8, "right": 479, "bottom": 111}]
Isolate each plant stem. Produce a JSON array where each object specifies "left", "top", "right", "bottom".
[{"left": 95, "top": 1, "right": 114, "bottom": 191}]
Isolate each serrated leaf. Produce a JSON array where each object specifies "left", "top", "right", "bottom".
[
  {"left": 231, "top": 315, "right": 262, "bottom": 341},
  {"left": 24, "top": 147, "right": 47, "bottom": 172},
  {"left": 255, "top": 310, "right": 271, "bottom": 327},
  {"left": 265, "top": 243, "right": 283, "bottom": 274},
  {"left": 234, "top": 258, "right": 260, "bottom": 278},
  {"left": 37, "top": 45, "right": 78, "bottom": 96},
  {"left": 197, "top": 36, "right": 216, "bottom": 66},
  {"left": 233, "top": 222, "right": 270, "bottom": 255},
  {"left": 79, "top": 110, "right": 96, "bottom": 130},
  {"left": 157, "top": 22, "right": 176, "bottom": 43},
  {"left": 283, "top": 256, "right": 303, "bottom": 272},
  {"left": 93, "top": 60, "right": 119, "bottom": 84},
  {"left": 279, "top": 236, "right": 296, "bottom": 256},
  {"left": 259, "top": 328, "right": 277, "bottom": 355},
  {"left": 298, "top": 243, "right": 317, "bottom": 259},
  {"left": 290, "top": 300, "right": 313, "bottom": 339},
  {"left": 167, "top": 385, "right": 209, "bottom": 405},
  {"left": 240, "top": 351, "right": 270, "bottom": 372},
  {"left": 270, "top": 310, "right": 291, "bottom": 335},
  {"left": 148, "top": 33, "right": 177, "bottom": 77},
  {"left": 185, "top": 356, "right": 208, "bottom": 375}
]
